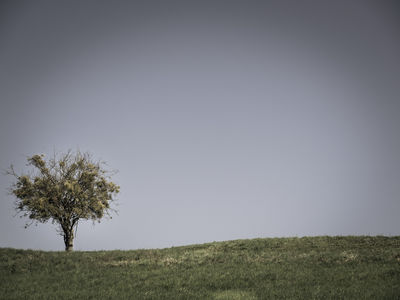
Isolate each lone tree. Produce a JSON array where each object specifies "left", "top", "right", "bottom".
[{"left": 7, "top": 150, "right": 119, "bottom": 251}]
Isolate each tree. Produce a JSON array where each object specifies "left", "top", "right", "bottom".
[{"left": 7, "top": 150, "right": 119, "bottom": 251}]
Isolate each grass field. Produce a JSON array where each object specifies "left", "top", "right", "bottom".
[{"left": 1, "top": 236, "right": 400, "bottom": 299}]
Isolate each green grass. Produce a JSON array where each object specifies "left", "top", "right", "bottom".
[{"left": 1, "top": 236, "right": 400, "bottom": 299}]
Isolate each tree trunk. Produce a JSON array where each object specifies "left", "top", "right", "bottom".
[{"left": 64, "top": 230, "right": 74, "bottom": 251}]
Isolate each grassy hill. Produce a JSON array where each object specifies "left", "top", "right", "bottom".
[{"left": 1, "top": 236, "right": 399, "bottom": 299}]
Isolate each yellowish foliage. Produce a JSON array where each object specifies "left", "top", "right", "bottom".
[{"left": 8, "top": 150, "right": 119, "bottom": 251}]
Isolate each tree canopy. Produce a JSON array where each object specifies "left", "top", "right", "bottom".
[{"left": 7, "top": 150, "right": 120, "bottom": 251}]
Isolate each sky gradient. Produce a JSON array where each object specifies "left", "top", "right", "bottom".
[{"left": 1, "top": 0, "right": 400, "bottom": 251}]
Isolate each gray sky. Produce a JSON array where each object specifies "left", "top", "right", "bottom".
[{"left": 1, "top": 0, "right": 399, "bottom": 251}]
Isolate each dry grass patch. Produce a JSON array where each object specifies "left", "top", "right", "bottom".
[{"left": 213, "top": 290, "right": 257, "bottom": 300}]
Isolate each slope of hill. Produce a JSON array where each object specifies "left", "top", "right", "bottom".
[{"left": 1, "top": 236, "right": 399, "bottom": 299}]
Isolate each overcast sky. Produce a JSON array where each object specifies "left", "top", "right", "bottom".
[{"left": 1, "top": 0, "right": 399, "bottom": 251}]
